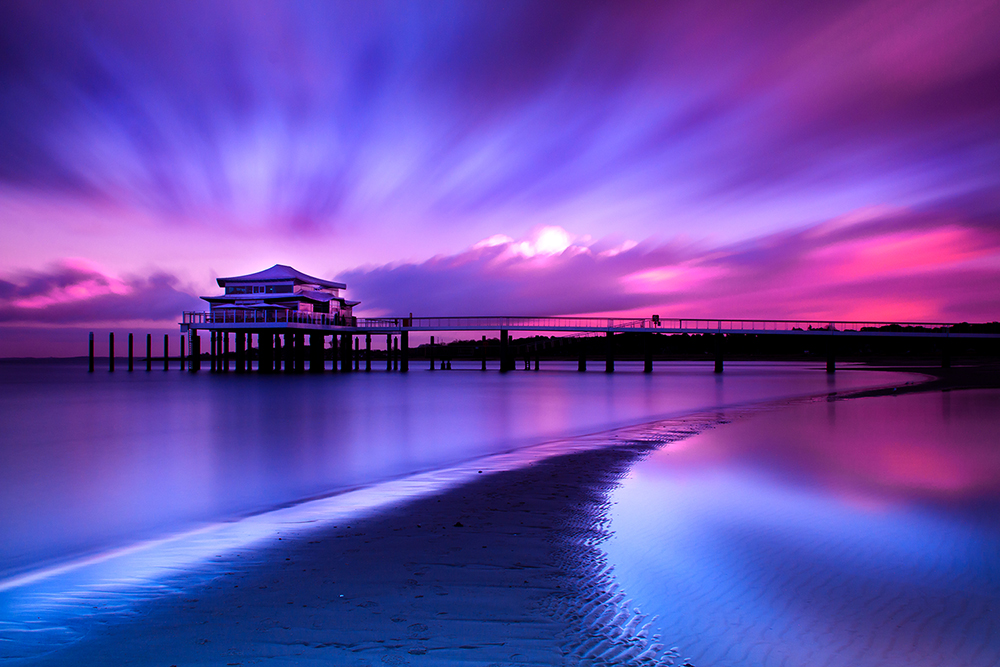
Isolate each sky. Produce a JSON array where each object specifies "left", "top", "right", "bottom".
[{"left": 1, "top": 0, "right": 999, "bottom": 355}]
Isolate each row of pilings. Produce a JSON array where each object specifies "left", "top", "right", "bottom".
[
  {"left": 88, "top": 329, "right": 963, "bottom": 374},
  {"left": 88, "top": 331, "right": 410, "bottom": 373}
]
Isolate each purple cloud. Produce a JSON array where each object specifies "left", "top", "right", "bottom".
[{"left": 0, "top": 261, "right": 201, "bottom": 324}]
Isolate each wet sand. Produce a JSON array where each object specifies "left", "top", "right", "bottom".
[{"left": 29, "top": 418, "right": 716, "bottom": 666}]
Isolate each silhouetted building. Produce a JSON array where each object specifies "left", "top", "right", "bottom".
[{"left": 202, "top": 264, "right": 358, "bottom": 318}]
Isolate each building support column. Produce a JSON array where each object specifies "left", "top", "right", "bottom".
[
  {"left": 340, "top": 332, "right": 352, "bottom": 372},
  {"left": 127, "top": 333, "right": 134, "bottom": 372},
  {"left": 210, "top": 332, "right": 217, "bottom": 372},
  {"left": 354, "top": 337, "right": 360, "bottom": 371},
  {"left": 644, "top": 333, "right": 653, "bottom": 373},
  {"left": 385, "top": 334, "right": 392, "bottom": 371},
  {"left": 235, "top": 331, "right": 246, "bottom": 373},
  {"left": 146, "top": 333, "right": 152, "bottom": 372},
  {"left": 429, "top": 336, "right": 435, "bottom": 370},
  {"left": 163, "top": 334, "right": 169, "bottom": 371},
  {"left": 826, "top": 335, "right": 836, "bottom": 374},
  {"left": 401, "top": 329, "right": 409, "bottom": 372},
  {"left": 191, "top": 333, "right": 201, "bottom": 372},
  {"left": 714, "top": 334, "right": 724, "bottom": 373},
  {"left": 605, "top": 331, "right": 614, "bottom": 373},
  {"left": 500, "top": 329, "right": 509, "bottom": 372},
  {"left": 109, "top": 332, "right": 115, "bottom": 372},
  {"left": 223, "top": 332, "right": 230, "bottom": 372},
  {"left": 295, "top": 333, "right": 306, "bottom": 373},
  {"left": 89, "top": 332, "right": 95, "bottom": 373},
  {"left": 259, "top": 332, "right": 272, "bottom": 373},
  {"left": 180, "top": 334, "right": 186, "bottom": 371},
  {"left": 578, "top": 338, "right": 586, "bottom": 372},
  {"left": 482, "top": 335, "right": 487, "bottom": 371},
  {"left": 310, "top": 333, "right": 324, "bottom": 373},
  {"left": 365, "top": 334, "right": 371, "bottom": 372}
]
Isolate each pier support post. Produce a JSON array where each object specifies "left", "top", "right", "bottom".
[
  {"left": 578, "top": 338, "right": 586, "bottom": 372},
  {"left": 235, "top": 331, "right": 246, "bottom": 373},
  {"left": 259, "top": 332, "right": 273, "bottom": 373},
  {"left": 393, "top": 337, "right": 400, "bottom": 370},
  {"left": 210, "top": 332, "right": 217, "bottom": 372},
  {"left": 354, "top": 337, "right": 360, "bottom": 371},
  {"left": 109, "top": 332, "right": 115, "bottom": 372},
  {"left": 295, "top": 333, "right": 306, "bottom": 373},
  {"left": 310, "top": 333, "right": 324, "bottom": 373},
  {"left": 223, "top": 332, "right": 230, "bottom": 372},
  {"left": 942, "top": 334, "right": 951, "bottom": 369},
  {"left": 163, "top": 334, "right": 169, "bottom": 371},
  {"left": 500, "top": 330, "right": 509, "bottom": 372},
  {"left": 644, "top": 333, "right": 653, "bottom": 373},
  {"left": 401, "top": 330, "right": 408, "bottom": 372},
  {"left": 534, "top": 345, "right": 539, "bottom": 371},
  {"left": 194, "top": 334, "right": 202, "bottom": 371},
  {"left": 365, "top": 334, "right": 371, "bottom": 372},
  {"left": 386, "top": 334, "right": 392, "bottom": 371},
  {"left": 605, "top": 332, "right": 614, "bottom": 373},
  {"left": 340, "top": 332, "right": 351, "bottom": 372},
  {"left": 429, "top": 336, "right": 435, "bottom": 370},
  {"left": 714, "top": 334, "right": 724, "bottom": 373},
  {"left": 146, "top": 333, "right": 152, "bottom": 371},
  {"left": 481, "top": 336, "right": 487, "bottom": 371},
  {"left": 128, "top": 333, "right": 134, "bottom": 371},
  {"left": 181, "top": 334, "right": 186, "bottom": 370},
  {"left": 89, "top": 332, "right": 95, "bottom": 372},
  {"left": 826, "top": 336, "right": 836, "bottom": 374}
]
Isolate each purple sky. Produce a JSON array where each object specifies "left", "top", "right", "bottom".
[{"left": 1, "top": 1, "right": 999, "bottom": 355}]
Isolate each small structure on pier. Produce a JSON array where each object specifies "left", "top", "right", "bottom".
[{"left": 202, "top": 264, "right": 358, "bottom": 319}]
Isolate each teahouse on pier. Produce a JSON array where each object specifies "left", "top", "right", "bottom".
[{"left": 85, "top": 264, "right": 1000, "bottom": 374}]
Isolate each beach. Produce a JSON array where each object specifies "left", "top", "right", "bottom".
[
  {"left": 6, "top": 363, "right": 998, "bottom": 666},
  {"left": 26, "top": 417, "right": 718, "bottom": 666}
]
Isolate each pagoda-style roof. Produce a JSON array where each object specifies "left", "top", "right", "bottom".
[{"left": 216, "top": 264, "right": 346, "bottom": 290}]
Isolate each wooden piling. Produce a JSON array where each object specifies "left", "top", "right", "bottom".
[
  {"left": 500, "top": 329, "right": 509, "bottom": 372},
  {"left": 180, "top": 334, "right": 186, "bottom": 371},
  {"left": 400, "top": 331, "right": 408, "bottom": 372},
  {"left": 235, "top": 331, "right": 246, "bottom": 373},
  {"left": 146, "top": 333, "right": 152, "bottom": 371},
  {"left": 605, "top": 331, "right": 614, "bottom": 373},
  {"left": 429, "top": 335, "right": 435, "bottom": 370},
  {"left": 191, "top": 334, "right": 201, "bottom": 372},
  {"left": 365, "top": 334, "right": 371, "bottom": 372},
  {"left": 310, "top": 333, "right": 324, "bottom": 373},
  {"left": 393, "top": 337, "right": 399, "bottom": 371},
  {"left": 714, "top": 334, "right": 724, "bottom": 373},
  {"left": 340, "top": 332, "right": 351, "bottom": 372},
  {"left": 354, "top": 337, "right": 360, "bottom": 371},
  {"left": 578, "top": 338, "right": 586, "bottom": 372},
  {"left": 163, "top": 334, "right": 169, "bottom": 371},
  {"left": 644, "top": 333, "right": 653, "bottom": 373},
  {"left": 128, "top": 333, "right": 134, "bottom": 371},
  {"left": 109, "top": 332, "right": 115, "bottom": 372},
  {"left": 88, "top": 332, "right": 95, "bottom": 372},
  {"left": 210, "top": 332, "right": 217, "bottom": 372},
  {"left": 942, "top": 333, "right": 951, "bottom": 369},
  {"left": 826, "top": 335, "right": 836, "bottom": 374},
  {"left": 481, "top": 335, "right": 487, "bottom": 371},
  {"left": 386, "top": 334, "right": 392, "bottom": 371}
]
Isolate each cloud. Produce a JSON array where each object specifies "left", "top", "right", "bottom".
[
  {"left": 0, "top": 0, "right": 997, "bottom": 247},
  {"left": 0, "top": 261, "right": 201, "bottom": 324},
  {"left": 345, "top": 205, "right": 1000, "bottom": 322}
]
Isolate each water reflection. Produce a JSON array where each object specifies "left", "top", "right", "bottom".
[{"left": 606, "top": 389, "right": 1000, "bottom": 667}]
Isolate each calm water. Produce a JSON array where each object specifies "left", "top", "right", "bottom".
[
  {"left": 0, "top": 359, "right": 915, "bottom": 579},
  {"left": 606, "top": 389, "right": 1000, "bottom": 667}
]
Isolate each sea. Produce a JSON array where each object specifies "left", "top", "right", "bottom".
[{"left": 1, "top": 358, "right": 997, "bottom": 664}]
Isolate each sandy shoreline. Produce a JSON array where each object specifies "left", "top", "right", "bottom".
[{"left": 26, "top": 417, "right": 717, "bottom": 666}]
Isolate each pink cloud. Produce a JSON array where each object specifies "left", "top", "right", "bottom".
[{"left": 346, "top": 206, "right": 1000, "bottom": 323}]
